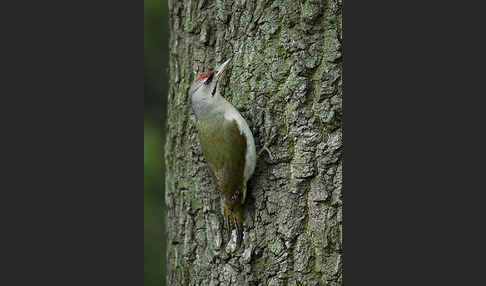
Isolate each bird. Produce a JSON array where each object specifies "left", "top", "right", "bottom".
[{"left": 188, "top": 58, "right": 257, "bottom": 247}]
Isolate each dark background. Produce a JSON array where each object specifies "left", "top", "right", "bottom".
[{"left": 144, "top": 0, "right": 168, "bottom": 285}]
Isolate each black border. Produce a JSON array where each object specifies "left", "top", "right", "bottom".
[{"left": 1, "top": 0, "right": 142, "bottom": 284}]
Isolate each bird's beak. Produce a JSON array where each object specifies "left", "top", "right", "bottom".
[{"left": 215, "top": 58, "right": 232, "bottom": 79}]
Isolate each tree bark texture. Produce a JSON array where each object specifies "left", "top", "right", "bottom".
[{"left": 166, "top": 0, "right": 342, "bottom": 285}]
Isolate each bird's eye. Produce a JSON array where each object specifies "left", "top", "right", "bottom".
[{"left": 204, "top": 72, "right": 214, "bottom": 85}]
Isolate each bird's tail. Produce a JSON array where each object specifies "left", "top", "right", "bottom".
[{"left": 223, "top": 202, "right": 244, "bottom": 247}]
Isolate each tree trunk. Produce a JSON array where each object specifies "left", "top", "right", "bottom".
[{"left": 166, "top": 0, "right": 342, "bottom": 285}]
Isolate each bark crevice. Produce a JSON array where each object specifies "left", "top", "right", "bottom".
[{"left": 167, "top": 0, "right": 342, "bottom": 285}]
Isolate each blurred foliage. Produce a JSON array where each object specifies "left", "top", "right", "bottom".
[{"left": 144, "top": 0, "right": 168, "bottom": 285}]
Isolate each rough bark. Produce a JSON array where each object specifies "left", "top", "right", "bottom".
[{"left": 166, "top": 0, "right": 342, "bottom": 285}]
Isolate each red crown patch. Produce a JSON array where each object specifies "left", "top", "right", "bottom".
[{"left": 195, "top": 72, "right": 213, "bottom": 82}]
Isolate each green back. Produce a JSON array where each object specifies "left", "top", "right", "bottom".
[{"left": 197, "top": 116, "right": 247, "bottom": 208}]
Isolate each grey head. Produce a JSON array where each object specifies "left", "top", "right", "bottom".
[{"left": 189, "top": 58, "right": 231, "bottom": 120}]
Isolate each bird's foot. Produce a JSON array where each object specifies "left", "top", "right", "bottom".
[{"left": 258, "top": 132, "right": 277, "bottom": 160}]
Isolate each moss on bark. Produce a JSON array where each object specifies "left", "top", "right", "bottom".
[{"left": 166, "top": 0, "right": 342, "bottom": 285}]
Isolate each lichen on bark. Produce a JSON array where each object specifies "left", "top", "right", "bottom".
[{"left": 166, "top": 0, "right": 342, "bottom": 285}]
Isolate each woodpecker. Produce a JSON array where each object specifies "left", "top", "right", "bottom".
[{"left": 189, "top": 58, "right": 257, "bottom": 247}]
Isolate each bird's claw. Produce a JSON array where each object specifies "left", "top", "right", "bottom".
[{"left": 258, "top": 133, "right": 277, "bottom": 160}]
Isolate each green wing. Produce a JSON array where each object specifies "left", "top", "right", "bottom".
[{"left": 197, "top": 116, "right": 247, "bottom": 208}]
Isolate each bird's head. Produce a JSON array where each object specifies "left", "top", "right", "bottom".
[{"left": 189, "top": 58, "right": 231, "bottom": 118}]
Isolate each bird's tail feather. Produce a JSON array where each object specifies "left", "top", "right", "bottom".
[{"left": 223, "top": 202, "right": 243, "bottom": 247}]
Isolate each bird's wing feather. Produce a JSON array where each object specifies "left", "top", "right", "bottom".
[
  {"left": 197, "top": 116, "right": 247, "bottom": 208},
  {"left": 223, "top": 107, "right": 257, "bottom": 183}
]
